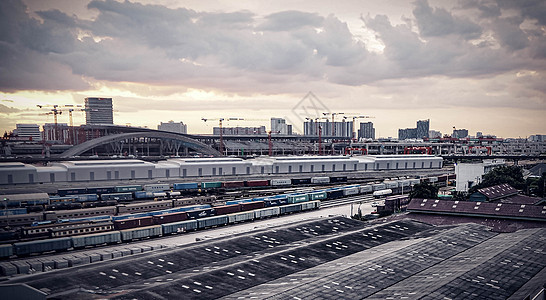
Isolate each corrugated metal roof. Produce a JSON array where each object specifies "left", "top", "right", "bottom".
[{"left": 477, "top": 183, "right": 518, "bottom": 200}]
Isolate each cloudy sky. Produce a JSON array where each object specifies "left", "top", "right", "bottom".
[{"left": 1, "top": 0, "right": 545, "bottom": 138}]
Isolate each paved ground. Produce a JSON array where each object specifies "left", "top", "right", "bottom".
[{"left": 2, "top": 211, "right": 544, "bottom": 299}]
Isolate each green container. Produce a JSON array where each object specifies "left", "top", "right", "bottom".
[
  {"left": 201, "top": 181, "right": 222, "bottom": 188},
  {"left": 288, "top": 194, "right": 309, "bottom": 204},
  {"left": 310, "top": 192, "right": 327, "bottom": 200}
]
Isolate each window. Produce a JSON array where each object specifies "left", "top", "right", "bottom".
[
  {"left": 90, "top": 172, "right": 94, "bottom": 181},
  {"left": 413, "top": 162, "right": 416, "bottom": 169},
  {"left": 386, "top": 163, "right": 390, "bottom": 169},
  {"left": 71, "top": 172, "right": 76, "bottom": 181},
  {"left": 354, "top": 164, "right": 357, "bottom": 171},
  {"left": 198, "top": 168, "right": 202, "bottom": 176},
  {"left": 29, "top": 174, "right": 34, "bottom": 183},
  {"left": 332, "top": 165, "right": 336, "bottom": 172},
  {"left": 429, "top": 162, "right": 433, "bottom": 168},
  {"left": 232, "top": 167, "right": 237, "bottom": 175},
  {"left": 131, "top": 170, "right": 135, "bottom": 179},
  {"left": 261, "top": 166, "right": 265, "bottom": 174},
  {"left": 288, "top": 166, "right": 292, "bottom": 173},
  {"left": 421, "top": 162, "right": 424, "bottom": 168},
  {"left": 343, "top": 164, "right": 346, "bottom": 171},
  {"left": 405, "top": 162, "right": 408, "bottom": 169},
  {"left": 166, "top": 170, "right": 170, "bottom": 178},
  {"left": 365, "top": 164, "right": 368, "bottom": 171},
  {"left": 148, "top": 170, "right": 153, "bottom": 179},
  {"left": 50, "top": 173, "right": 55, "bottom": 183},
  {"left": 182, "top": 169, "right": 187, "bottom": 177},
  {"left": 322, "top": 165, "right": 325, "bottom": 172},
  {"left": 212, "top": 168, "right": 216, "bottom": 176},
  {"left": 311, "top": 165, "right": 314, "bottom": 172},
  {"left": 219, "top": 167, "right": 222, "bottom": 175},
  {"left": 299, "top": 165, "right": 303, "bottom": 173},
  {"left": 275, "top": 166, "right": 280, "bottom": 173},
  {"left": 115, "top": 171, "right": 119, "bottom": 179},
  {"left": 107, "top": 171, "right": 111, "bottom": 180},
  {"left": 396, "top": 163, "right": 399, "bottom": 169},
  {"left": 246, "top": 167, "right": 250, "bottom": 175}
]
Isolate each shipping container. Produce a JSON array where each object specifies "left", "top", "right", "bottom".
[
  {"left": 113, "top": 216, "right": 154, "bottom": 230},
  {"left": 240, "top": 201, "right": 265, "bottom": 211},
  {"left": 244, "top": 180, "right": 269, "bottom": 187},
  {"left": 343, "top": 186, "right": 360, "bottom": 196},
  {"left": 311, "top": 177, "right": 330, "bottom": 184},
  {"left": 225, "top": 199, "right": 253, "bottom": 205},
  {"left": 58, "top": 188, "right": 87, "bottom": 196},
  {"left": 326, "top": 189, "right": 344, "bottom": 199},
  {"left": 254, "top": 207, "right": 280, "bottom": 219},
  {"left": 309, "top": 191, "right": 327, "bottom": 201},
  {"left": 74, "top": 194, "right": 99, "bottom": 202},
  {"left": 287, "top": 194, "right": 309, "bottom": 204},
  {"left": 329, "top": 176, "right": 348, "bottom": 183},
  {"left": 222, "top": 181, "right": 245, "bottom": 188},
  {"left": 197, "top": 215, "right": 228, "bottom": 229},
  {"left": 301, "top": 200, "right": 320, "bottom": 211},
  {"left": 71, "top": 231, "right": 121, "bottom": 248},
  {"left": 14, "top": 237, "right": 72, "bottom": 256},
  {"left": 161, "top": 220, "right": 198, "bottom": 234},
  {"left": 409, "top": 179, "right": 421, "bottom": 185},
  {"left": 383, "top": 181, "right": 399, "bottom": 189},
  {"left": 291, "top": 178, "right": 312, "bottom": 185},
  {"left": 214, "top": 204, "right": 241, "bottom": 215},
  {"left": 115, "top": 185, "right": 143, "bottom": 193},
  {"left": 270, "top": 178, "right": 292, "bottom": 186},
  {"left": 134, "top": 191, "right": 155, "bottom": 199},
  {"left": 372, "top": 183, "right": 387, "bottom": 191},
  {"left": 201, "top": 181, "right": 222, "bottom": 189},
  {"left": 227, "top": 211, "right": 254, "bottom": 223},
  {"left": 173, "top": 182, "right": 199, "bottom": 190},
  {"left": 152, "top": 211, "right": 188, "bottom": 224},
  {"left": 186, "top": 208, "right": 215, "bottom": 219},
  {"left": 169, "top": 204, "right": 211, "bottom": 213},
  {"left": 86, "top": 187, "right": 116, "bottom": 194},
  {"left": 101, "top": 193, "right": 133, "bottom": 201},
  {"left": 49, "top": 196, "right": 77, "bottom": 204},
  {"left": 359, "top": 184, "right": 373, "bottom": 193},
  {"left": 0, "top": 244, "right": 13, "bottom": 258},
  {"left": 143, "top": 184, "right": 170, "bottom": 192}
]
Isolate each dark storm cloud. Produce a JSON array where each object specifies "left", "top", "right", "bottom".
[{"left": 1, "top": 0, "right": 545, "bottom": 100}]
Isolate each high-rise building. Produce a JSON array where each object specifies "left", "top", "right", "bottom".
[
  {"left": 13, "top": 124, "right": 41, "bottom": 141},
  {"left": 416, "top": 119, "right": 430, "bottom": 139},
  {"left": 303, "top": 120, "right": 352, "bottom": 138},
  {"left": 213, "top": 126, "right": 267, "bottom": 135},
  {"left": 85, "top": 97, "right": 113, "bottom": 125},
  {"left": 358, "top": 122, "right": 375, "bottom": 140},
  {"left": 429, "top": 130, "right": 442, "bottom": 139},
  {"left": 270, "top": 118, "right": 292, "bottom": 135},
  {"left": 158, "top": 121, "right": 187, "bottom": 134},
  {"left": 398, "top": 128, "right": 417, "bottom": 140},
  {"left": 453, "top": 129, "right": 469, "bottom": 138}
]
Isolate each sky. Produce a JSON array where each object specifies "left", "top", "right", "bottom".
[{"left": 1, "top": 0, "right": 545, "bottom": 138}]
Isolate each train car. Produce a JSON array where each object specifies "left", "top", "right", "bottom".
[
  {"left": 197, "top": 215, "right": 228, "bottom": 229},
  {"left": 343, "top": 186, "right": 360, "bottom": 196},
  {"left": 254, "top": 207, "right": 280, "bottom": 219},
  {"left": 161, "top": 220, "right": 198, "bottom": 234},
  {"left": 311, "top": 177, "right": 330, "bottom": 184},
  {"left": 116, "top": 200, "right": 173, "bottom": 215},
  {"left": 222, "top": 181, "right": 245, "bottom": 188},
  {"left": 45, "top": 207, "right": 116, "bottom": 221},
  {"left": 291, "top": 178, "right": 312, "bottom": 185},
  {"left": 168, "top": 204, "right": 211, "bottom": 214},
  {"left": 359, "top": 184, "right": 373, "bottom": 194},
  {"left": 58, "top": 188, "right": 87, "bottom": 197},
  {"left": 50, "top": 222, "right": 114, "bottom": 238},
  {"left": 244, "top": 180, "right": 269, "bottom": 187},
  {"left": 57, "top": 215, "right": 112, "bottom": 224},
  {"left": 14, "top": 237, "right": 72, "bottom": 256},
  {"left": 113, "top": 216, "right": 154, "bottom": 230},
  {"left": 227, "top": 211, "right": 254, "bottom": 223},
  {"left": 240, "top": 201, "right": 265, "bottom": 211},
  {"left": 2, "top": 193, "right": 50, "bottom": 207},
  {"left": 152, "top": 211, "right": 188, "bottom": 225},
  {"left": 120, "top": 225, "right": 162, "bottom": 241},
  {"left": 134, "top": 191, "right": 156, "bottom": 199},
  {"left": 115, "top": 185, "right": 143, "bottom": 193},
  {"left": 173, "top": 182, "right": 199, "bottom": 191},
  {"left": 383, "top": 181, "right": 399, "bottom": 189},
  {"left": 287, "top": 194, "right": 309, "bottom": 204},
  {"left": 143, "top": 184, "right": 171, "bottom": 192},
  {"left": 372, "top": 183, "right": 387, "bottom": 191},
  {"left": 373, "top": 189, "right": 393, "bottom": 198},
  {"left": 45, "top": 202, "right": 83, "bottom": 210},
  {"left": 86, "top": 187, "right": 116, "bottom": 194},
  {"left": 326, "top": 189, "right": 344, "bottom": 199},
  {"left": 172, "top": 196, "right": 216, "bottom": 207},
  {"left": 309, "top": 191, "right": 327, "bottom": 201},
  {"left": 301, "top": 200, "right": 321, "bottom": 211},
  {"left": 214, "top": 204, "right": 241, "bottom": 215},
  {"left": 101, "top": 193, "right": 133, "bottom": 201},
  {"left": 329, "top": 176, "right": 348, "bottom": 183},
  {"left": 225, "top": 199, "right": 252, "bottom": 205},
  {"left": 0, "top": 208, "right": 28, "bottom": 216},
  {"left": 280, "top": 203, "right": 302, "bottom": 214},
  {"left": 270, "top": 178, "right": 292, "bottom": 186},
  {"left": 49, "top": 196, "right": 78, "bottom": 204},
  {"left": 74, "top": 194, "right": 99, "bottom": 202},
  {"left": 82, "top": 200, "right": 118, "bottom": 208},
  {"left": 0, "top": 212, "right": 44, "bottom": 227},
  {"left": 409, "top": 179, "right": 421, "bottom": 185},
  {"left": 0, "top": 244, "right": 13, "bottom": 259},
  {"left": 71, "top": 231, "right": 121, "bottom": 248}
]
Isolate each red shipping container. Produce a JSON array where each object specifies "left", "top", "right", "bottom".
[
  {"left": 214, "top": 204, "right": 241, "bottom": 215},
  {"left": 114, "top": 216, "right": 154, "bottom": 230},
  {"left": 245, "top": 180, "right": 269, "bottom": 187},
  {"left": 152, "top": 211, "right": 188, "bottom": 225},
  {"left": 240, "top": 201, "right": 265, "bottom": 212},
  {"left": 222, "top": 181, "right": 245, "bottom": 188}
]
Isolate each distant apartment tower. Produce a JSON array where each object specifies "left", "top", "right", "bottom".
[
  {"left": 85, "top": 97, "right": 113, "bottom": 125},
  {"left": 416, "top": 119, "right": 429, "bottom": 139},
  {"left": 14, "top": 124, "right": 41, "bottom": 141},
  {"left": 270, "top": 118, "right": 292, "bottom": 135},
  {"left": 214, "top": 126, "right": 267, "bottom": 135},
  {"left": 358, "top": 122, "right": 375, "bottom": 140},
  {"left": 158, "top": 121, "right": 187, "bottom": 134},
  {"left": 429, "top": 130, "right": 442, "bottom": 139},
  {"left": 303, "top": 120, "right": 352, "bottom": 138},
  {"left": 453, "top": 129, "right": 469, "bottom": 138},
  {"left": 398, "top": 128, "right": 417, "bottom": 140}
]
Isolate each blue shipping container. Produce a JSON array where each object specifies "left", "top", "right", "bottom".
[{"left": 173, "top": 182, "right": 199, "bottom": 190}]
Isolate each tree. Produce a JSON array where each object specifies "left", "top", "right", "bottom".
[
  {"left": 468, "top": 165, "right": 525, "bottom": 194},
  {"left": 409, "top": 182, "right": 438, "bottom": 199}
]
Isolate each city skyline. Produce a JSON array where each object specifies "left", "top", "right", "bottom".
[{"left": 0, "top": 0, "right": 545, "bottom": 138}]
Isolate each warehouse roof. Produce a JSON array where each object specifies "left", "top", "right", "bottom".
[{"left": 477, "top": 183, "right": 518, "bottom": 200}]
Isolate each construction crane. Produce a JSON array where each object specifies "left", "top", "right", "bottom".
[
  {"left": 343, "top": 115, "right": 374, "bottom": 141},
  {"left": 37, "top": 104, "right": 63, "bottom": 141},
  {"left": 201, "top": 117, "right": 244, "bottom": 155},
  {"left": 306, "top": 117, "right": 328, "bottom": 155},
  {"left": 322, "top": 112, "right": 344, "bottom": 137}
]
